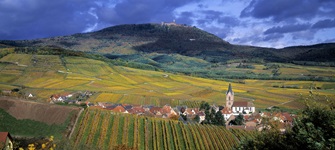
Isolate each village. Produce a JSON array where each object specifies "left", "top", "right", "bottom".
[{"left": 46, "top": 83, "right": 295, "bottom": 132}]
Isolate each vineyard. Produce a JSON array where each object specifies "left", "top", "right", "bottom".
[
  {"left": 71, "top": 108, "right": 254, "bottom": 150},
  {"left": 0, "top": 54, "right": 334, "bottom": 109}
]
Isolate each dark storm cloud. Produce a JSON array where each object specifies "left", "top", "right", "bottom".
[
  {"left": 232, "top": 34, "right": 263, "bottom": 45},
  {"left": 176, "top": 12, "right": 194, "bottom": 25},
  {"left": 240, "top": 0, "right": 335, "bottom": 22},
  {"left": 312, "top": 19, "right": 335, "bottom": 29},
  {"left": 0, "top": 0, "right": 200, "bottom": 40},
  {"left": 217, "top": 16, "right": 240, "bottom": 27},
  {"left": 263, "top": 33, "right": 284, "bottom": 42},
  {"left": 202, "top": 10, "right": 222, "bottom": 20},
  {"left": 264, "top": 24, "right": 311, "bottom": 34},
  {"left": 0, "top": 0, "right": 97, "bottom": 40},
  {"left": 192, "top": 10, "right": 240, "bottom": 39},
  {"left": 195, "top": 10, "right": 240, "bottom": 27},
  {"left": 97, "top": 0, "right": 200, "bottom": 25}
]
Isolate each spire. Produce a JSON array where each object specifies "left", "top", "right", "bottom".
[{"left": 226, "top": 83, "right": 233, "bottom": 95}]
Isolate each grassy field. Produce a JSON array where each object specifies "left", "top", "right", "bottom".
[{"left": 0, "top": 54, "right": 334, "bottom": 109}]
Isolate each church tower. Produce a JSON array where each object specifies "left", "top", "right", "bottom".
[{"left": 226, "top": 83, "right": 234, "bottom": 110}]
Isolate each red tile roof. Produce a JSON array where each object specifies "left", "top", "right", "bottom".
[
  {"left": 112, "top": 106, "right": 126, "bottom": 112},
  {"left": 233, "top": 101, "right": 254, "bottom": 107},
  {"left": 282, "top": 112, "right": 293, "bottom": 122},
  {"left": 221, "top": 107, "right": 232, "bottom": 114},
  {"left": 0, "top": 132, "right": 12, "bottom": 143},
  {"left": 149, "top": 107, "right": 162, "bottom": 114},
  {"left": 161, "top": 105, "right": 172, "bottom": 114}
]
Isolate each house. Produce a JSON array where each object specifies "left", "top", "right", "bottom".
[
  {"left": 221, "top": 107, "right": 233, "bottom": 121},
  {"left": 232, "top": 101, "right": 255, "bottom": 114},
  {"left": 28, "top": 93, "right": 34, "bottom": 98},
  {"left": 197, "top": 111, "right": 206, "bottom": 123},
  {"left": 122, "top": 104, "right": 133, "bottom": 110},
  {"left": 1, "top": 90, "right": 12, "bottom": 95},
  {"left": 86, "top": 101, "right": 95, "bottom": 107},
  {"left": 0, "top": 132, "right": 13, "bottom": 150},
  {"left": 161, "top": 20, "right": 178, "bottom": 26},
  {"left": 57, "top": 96, "right": 65, "bottom": 102},
  {"left": 112, "top": 105, "right": 126, "bottom": 113},
  {"left": 149, "top": 107, "right": 162, "bottom": 116},
  {"left": 129, "top": 106, "right": 146, "bottom": 115},
  {"left": 161, "top": 105, "right": 177, "bottom": 117}
]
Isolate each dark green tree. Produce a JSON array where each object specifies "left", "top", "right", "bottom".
[
  {"left": 214, "top": 110, "right": 226, "bottom": 126},
  {"left": 230, "top": 113, "right": 244, "bottom": 125},
  {"left": 203, "top": 109, "right": 210, "bottom": 124},
  {"left": 194, "top": 115, "right": 200, "bottom": 123},
  {"left": 237, "top": 93, "right": 335, "bottom": 150},
  {"left": 200, "top": 101, "right": 210, "bottom": 111},
  {"left": 209, "top": 107, "right": 216, "bottom": 123}
]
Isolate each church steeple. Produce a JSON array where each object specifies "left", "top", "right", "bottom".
[
  {"left": 225, "top": 83, "right": 234, "bottom": 109},
  {"left": 226, "top": 83, "right": 233, "bottom": 95}
]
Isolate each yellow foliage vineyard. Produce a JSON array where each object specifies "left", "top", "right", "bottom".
[{"left": 0, "top": 54, "right": 334, "bottom": 108}]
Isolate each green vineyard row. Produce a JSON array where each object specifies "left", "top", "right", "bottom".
[{"left": 71, "top": 108, "right": 254, "bottom": 150}]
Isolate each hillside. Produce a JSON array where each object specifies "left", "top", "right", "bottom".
[
  {"left": 0, "top": 53, "right": 334, "bottom": 110},
  {"left": 0, "top": 97, "right": 80, "bottom": 125},
  {"left": 0, "top": 97, "right": 80, "bottom": 138}
]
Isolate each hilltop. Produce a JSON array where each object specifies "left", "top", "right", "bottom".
[{"left": 1, "top": 23, "right": 334, "bottom": 63}]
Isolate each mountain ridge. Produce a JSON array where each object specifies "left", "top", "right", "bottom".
[{"left": 0, "top": 23, "right": 334, "bottom": 63}]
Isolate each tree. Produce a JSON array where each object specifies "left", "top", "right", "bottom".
[
  {"left": 203, "top": 109, "right": 210, "bottom": 124},
  {"left": 194, "top": 115, "right": 200, "bottom": 123},
  {"left": 237, "top": 93, "right": 335, "bottom": 150},
  {"left": 200, "top": 101, "right": 210, "bottom": 111},
  {"left": 230, "top": 113, "right": 244, "bottom": 125},
  {"left": 214, "top": 110, "right": 226, "bottom": 126},
  {"left": 209, "top": 107, "right": 216, "bottom": 123}
]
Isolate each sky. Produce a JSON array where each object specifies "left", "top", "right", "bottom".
[{"left": 0, "top": 0, "right": 334, "bottom": 48}]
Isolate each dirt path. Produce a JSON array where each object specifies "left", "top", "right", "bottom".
[
  {"left": 268, "top": 99, "right": 295, "bottom": 109},
  {"left": 69, "top": 108, "right": 84, "bottom": 139}
]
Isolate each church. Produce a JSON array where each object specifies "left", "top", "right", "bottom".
[{"left": 221, "top": 83, "right": 255, "bottom": 120}]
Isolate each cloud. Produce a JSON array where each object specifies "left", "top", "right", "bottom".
[
  {"left": 264, "top": 24, "right": 311, "bottom": 34},
  {"left": 0, "top": 0, "right": 97, "bottom": 40},
  {"left": 263, "top": 33, "right": 284, "bottom": 42},
  {"left": 0, "top": 0, "right": 334, "bottom": 48},
  {"left": 291, "top": 30, "right": 316, "bottom": 40},
  {"left": 217, "top": 16, "right": 240, "bottom": 27},
  {"left": 323, "top": 38, "right": 335, "bottom": 43},
  {"left": 176, "top": 11, "right": 194, "bottom": 25},
  {"left": 312, "top": 19, "right": 335, "bottom": 29},
  {"left": 96, "top": 0, "right": 200, "bottom": 25},
  {"left": 0, "top": 0, "right": 200, "bottom": 40},
  {"left": 191, "top": 9, "right": 240, "bottom": 28},
  {"left": 240, "top": 0, "right": 335, "bottom": 22}
]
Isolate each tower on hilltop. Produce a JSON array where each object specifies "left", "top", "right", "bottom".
[{"left": 225, "top": 83, "right": 234, "bottom": 110}]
